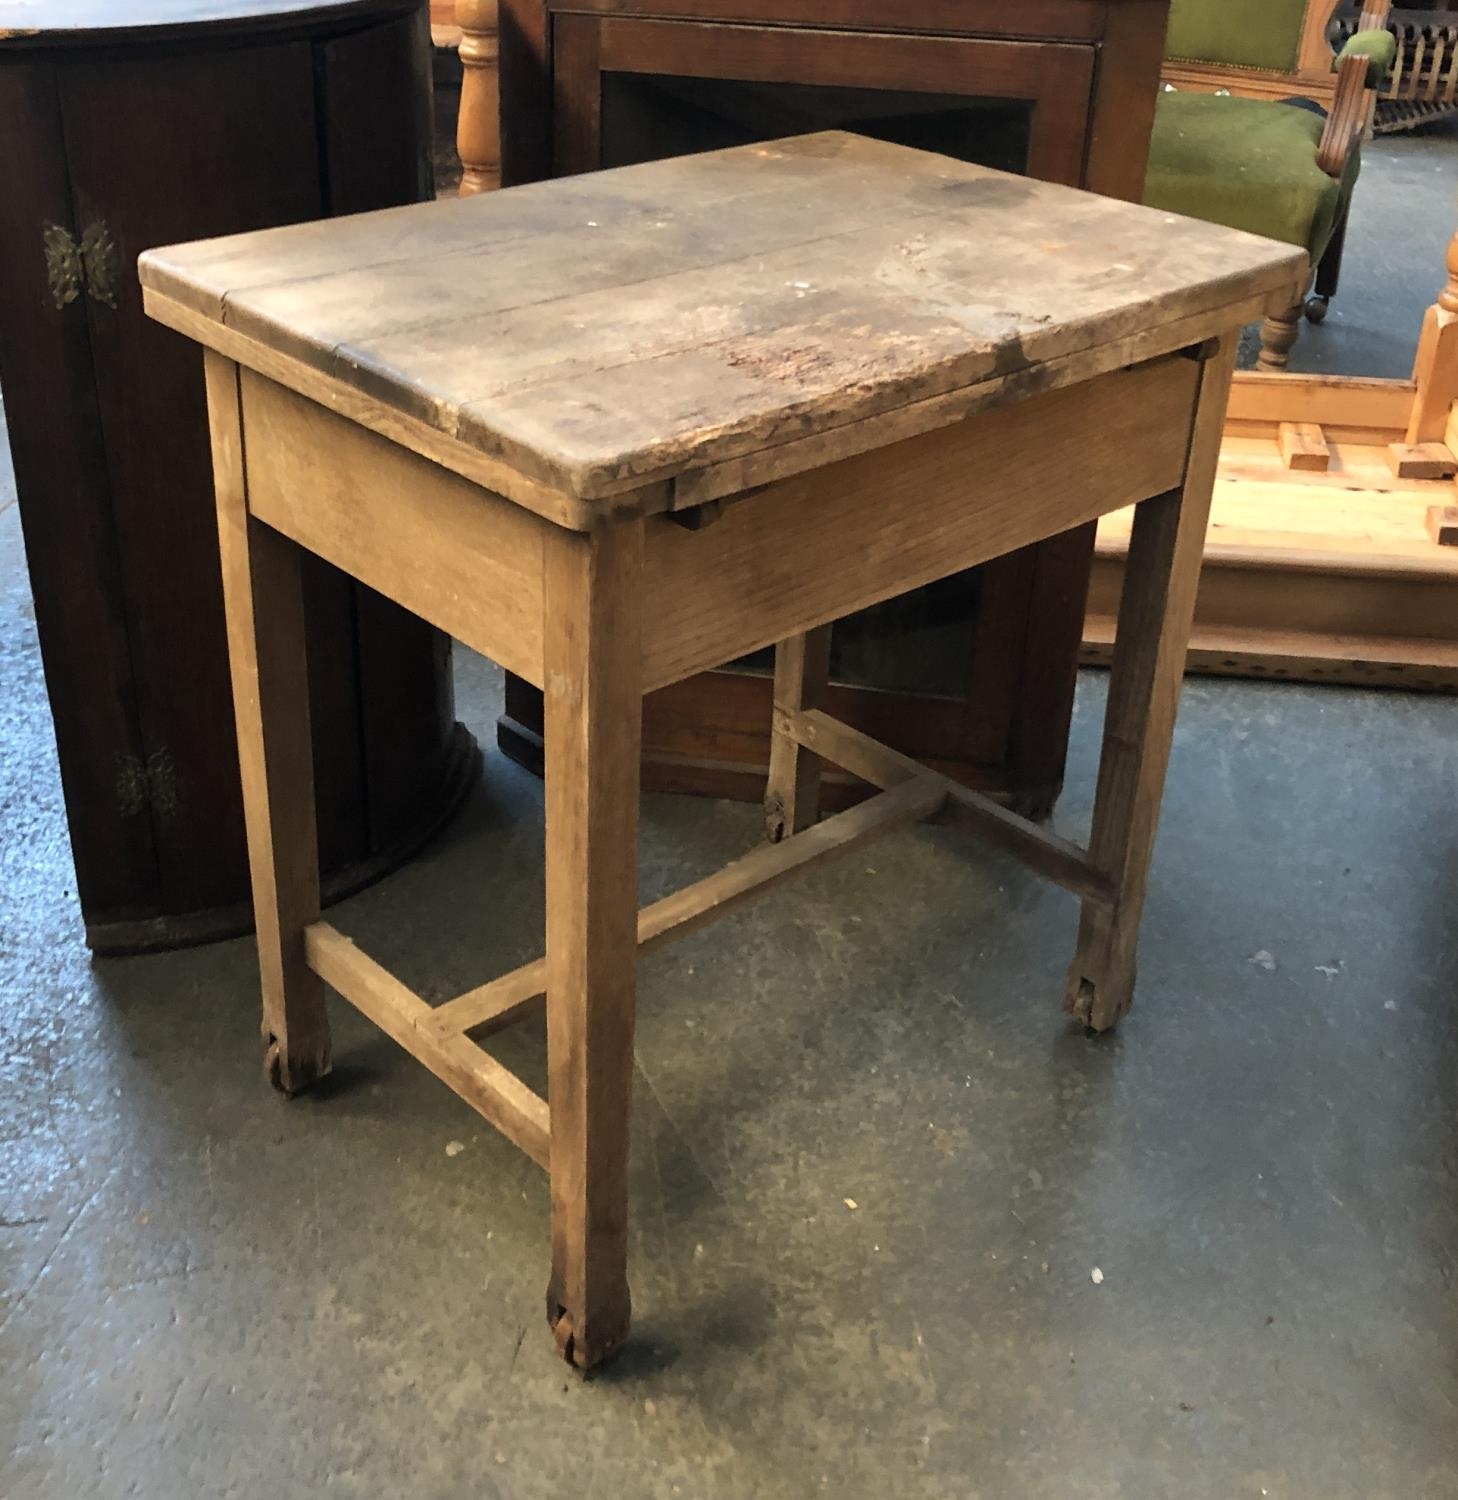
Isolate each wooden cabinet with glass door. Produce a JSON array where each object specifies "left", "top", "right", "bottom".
[{"left": 478, "top": 0, "right": 1172, "bottom": 815}]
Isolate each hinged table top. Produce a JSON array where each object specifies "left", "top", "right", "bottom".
[{"left": 141, "top": 132, "right": 1305, "bottom": 503}]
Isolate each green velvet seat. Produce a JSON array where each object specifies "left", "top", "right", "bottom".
[
  {"left": 1144, "top": 0, "right": 1397, "bottom": 365},
  {"left": 1145, "top": 91, "right": 1358, "bottom": 261}
]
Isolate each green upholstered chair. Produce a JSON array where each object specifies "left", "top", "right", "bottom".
[{"left": 1147, "top": 0, "right": 1398, "bottom": 368}]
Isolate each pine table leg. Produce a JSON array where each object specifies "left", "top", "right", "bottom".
[
  {"left": 1066, "top": 336, "right": 1237, "bottom": 1033},
  {"left": 205, "top": 351, "right": 330, "bottom": 1093},
  {"left": 765, "top": 625, "right": 832, "bottom": 842},
  {"left": 542, "top": 521, "right": 644, "bottom": 1371}
]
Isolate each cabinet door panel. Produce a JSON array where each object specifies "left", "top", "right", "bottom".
[
  {"left": 0, "top": 60, "right": 159, "bottom": 916},
  {"left": 57, "top": 40, "right": 360, "bottom": 912}
]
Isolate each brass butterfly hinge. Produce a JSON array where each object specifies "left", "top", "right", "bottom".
[
  {"left": 43, "top": 222, "right": 83, "bottom": 309},
  {"left": 80, "top": 221, "right": 119, "bottom": 309},
  {"left": 43, "top": 220, "right": 120, "bottom": 311}
]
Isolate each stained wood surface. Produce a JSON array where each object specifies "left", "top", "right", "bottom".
[
  {"left": 0, "top": 1, "right": 417, "bottom": 43},
  {"left": 142, "top": 131, "right": 1305, "bottom": 503}
]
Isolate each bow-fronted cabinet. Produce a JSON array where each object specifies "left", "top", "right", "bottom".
[{"left": 0, "top": 1, "right": 478, "bottom": 952}]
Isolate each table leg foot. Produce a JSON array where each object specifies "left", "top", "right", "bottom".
[
  {"left": 1063, "top": 954, "right": 1136, "bottom": 1033},
  {"left": 547, "top": 1285, "right": 632, "bottom": 1373},
  {"left": 264, "top": 1030, "right": 332, "bottom": 1095}
]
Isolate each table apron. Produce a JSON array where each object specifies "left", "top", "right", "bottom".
[
  {"left": 241, "top": 367, "right": 549, "bottom": 685},
  {"left": 640, "top": 354, "right": 1200, "bottom": 691},
  {"left": 240, "top": 352, "right": 1201, "bottom": 692}
]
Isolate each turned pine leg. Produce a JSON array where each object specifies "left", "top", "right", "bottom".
[
  {"left": 542, "top": 521, "right": 644, "bottom": 1371},
  {"left": 456, "top": 0, "right": 501, "bottom": 197},
  {"left": 1258, "top": 300, "right": 1303, "bottom": 370},
  {"left": 205, "top": 351, "right": 330, "bottom": 1093},
  {"left": 765, "top": 625, "right": 832, "bottom": 842},
  {"left": 1065, "top": 336, "right": 1236, "bottom": 1033}
]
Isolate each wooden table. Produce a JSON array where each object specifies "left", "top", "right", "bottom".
[
  {"left": 0, "top": 0, "right": 473, "bottom": 953},
  {"left": 461, "top": 0, "right": 1174, "bottom": 818},
  {"left": 141, "top": 133, "right": 1303, "bottom": 1370}
]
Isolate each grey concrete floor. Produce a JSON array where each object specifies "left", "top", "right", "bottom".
[
  {"left": 1279, "top": 116, "right": 1458, "bottom": 379},
  {"left": 5, "top": 136, "right": 1458, "bottom": 1500}
]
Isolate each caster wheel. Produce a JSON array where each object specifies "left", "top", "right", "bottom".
[{"left": 1304, "top": 295, "right": 1329, "bottom": 325}]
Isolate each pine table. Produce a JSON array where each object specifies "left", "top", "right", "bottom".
[{"left": 141, "top": 132, "right": 1304, "bottom": 1371}]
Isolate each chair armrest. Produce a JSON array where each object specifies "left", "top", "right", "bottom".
[
  {"left": 1316, "top": 5, "right": 1394, "bottom": 177},
  {"left": 1334, "top": 28, "right": 1398, "bottom": 88}
]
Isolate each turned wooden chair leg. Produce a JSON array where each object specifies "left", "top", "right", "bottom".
[
  {"left": 1258, "top": 300, "right": 1304, "bottom": 370},
  {"left": 205, "top": 351, "right": 330, "bottom": 1092},
  {"left": 542, "top": 521, "right": 644, "bottom": 1372},
  {"left": 456, "top": 0, "right": 501, "bottom": 196},
  {"left": 765, "top": 625, "right": 832, "bottom": 842},
  {"left": 1065, "top": 336, "right": 1236, "bottom": 1033}
]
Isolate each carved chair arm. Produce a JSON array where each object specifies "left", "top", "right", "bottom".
[{"left": 1316, "top": 1, "right": 1395, "bottom": 177}]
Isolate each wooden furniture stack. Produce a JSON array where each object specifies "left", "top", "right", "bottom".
[
  {"left": 0, "top": 1, "right": 476, "bottom": 952},
  {"left": 1146, "top": 0, "right": 1394, "bottom": 368},
  {"left": 1162, "top": 0, "right": 1458, "bottom": 135},
  {"left": 1086, "top": 223, "right": 1458, "bottom": 690},
  {"left": 448, "top": 0, "right": 1172, "bottom": 819},
  {"left": 141, "top": 133, "right": 1303, "bottom": 1371}
]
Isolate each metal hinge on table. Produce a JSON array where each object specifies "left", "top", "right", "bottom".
[{"left": 44, "top": 220, "right": 120, "bottom": 311}]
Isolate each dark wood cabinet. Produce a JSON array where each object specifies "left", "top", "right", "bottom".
[
  {"left": 492, "top": 0, "right": 1170, "bottom": 815},
  {"left": 0, "top": 1, "right": 476, "bottom": 953}
]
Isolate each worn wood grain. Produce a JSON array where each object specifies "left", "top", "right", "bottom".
[{"left": 141, "top": 131, "right": 1305, "bottom": 502}]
